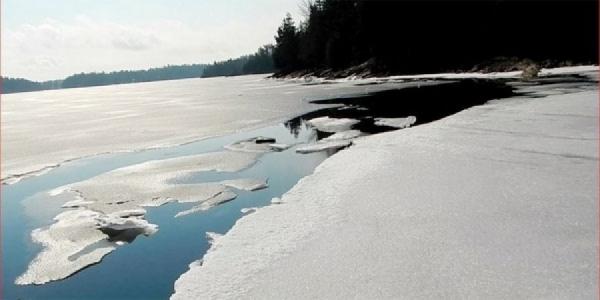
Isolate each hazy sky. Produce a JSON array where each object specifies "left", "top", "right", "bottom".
[{"left": 1, "top": 0, "right": 303, "bottom": 81}]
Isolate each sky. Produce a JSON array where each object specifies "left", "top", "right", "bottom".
[{"left": 1, "top": 0, "right": 303, "bottom": 81}]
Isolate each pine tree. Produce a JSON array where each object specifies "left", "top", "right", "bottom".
[{"left": 273, "top": 13, "right": 300, "bottom": 71}]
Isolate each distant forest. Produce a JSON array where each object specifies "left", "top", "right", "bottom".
[
  {"left": 3, "top": 0, "right": 597, "bottom": 93},
  {"left": 202, "top": 45, "right": 275, "bottom": 77},
  {"left": 272, "top": 0, "right": 598, "bottom": 76},
  {"left": 1, "top": 46, "right": 275, "bottom": 94}
]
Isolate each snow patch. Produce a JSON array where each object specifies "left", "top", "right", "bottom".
[
  {"left": 321, "top": 130, "right": 363, "bottom": 141},
  {"left": 241, "top": 207, "right": 258, "bottom": 214},
  {"left": 15, "top": 208, "right": 156, "bottom": 285},
  {"left": 307, "top": 117, "right": 359, "bottom": 133},
  {"left": 374, "top": 116, "right": 417, "bottom": 129},
  {"left": 296, "top": 140, "right": 352, "bottom": 154},
  {"left": 175, "top": 191, "right": 238, "bottom": 218},
  {"left": 220, "top": 178, "right": 268, "bottom": 191},
  {"left": 225, "top": 137, "right": 288, "bottom": 153}
]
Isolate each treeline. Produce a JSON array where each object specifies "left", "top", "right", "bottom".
[
  {"left": 272, "top": 0, "right": 598, "bottom": 75},
  {"left": 1, "top": 77, "right": 62, "bottom": 94},
  {"left": 2, "top": 45, "right": 276, "bottom": 93},
  {"left": 202, "top": 45, "right": 275, "bottom": 77},
  {"left": 61, "top": 64, "right": 206, "bottom": 89},
  {"left": 1, "top": 64, "right": 207, "bottom": 93}
]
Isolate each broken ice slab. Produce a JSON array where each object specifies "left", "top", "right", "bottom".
[
  {"left": 321, "top": 130, "right": 363, "bottom": 142},
  {"left": 374, "top": 116, "right": 417, "bottom": 129},
  {"left": 225, "top": 137, "right": 290, "bottom": 153},
  {"left": 15, "top": 209, "right": 157, "bottom": 285},
  {"left": 220, "top": 178, "right": 268, "bottom": 191},
  {"left": 296, "top": 140, "right": 352, "bottom": 154},
  {"left": 306, "top": 116, "right": 360, "bottom": 133},
  {"left": 174, "top": 191, "right": 238, "bottom": 218}
]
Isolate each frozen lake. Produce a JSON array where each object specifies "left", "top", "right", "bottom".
[
  {"left": 2, "top": 74, "right": 417, "bottom": 299},
  {"left": 0, "top": 74, "right": 418, "bottom": 184},
  {"left": 3, "top": 68, "right": 596, "bottom": 299}
]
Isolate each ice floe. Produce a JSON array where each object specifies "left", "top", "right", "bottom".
[
  {"left": 61, "top": 198, "right": 94, "bottom": 208},
  {"left": 174, "top": 191, "right": 238, "bottom": 218},
  {"left": 268, "top": 143, "right": 292, "bottom": 151},
  {"left": 15, "top": 208, "right": 156, "bottom": 285},
  {"left": 60, "top": 151, "right": 259, "bottom": 213},
  {"left": 306, "top": 116, "right": 359, "bottom": 133},
  {"left": 374, "top": 116, "right": 417, "bottom": 129},
  {"left": 225, "top": 137, "right": 290, "bottom": 153},
  {"left": 321, "top": 130, "right": 363, "bottom": 141},
  {"left": 240, "top": 207, "right": 258, "bottom": 214},
  {"left": 296, "top": 140, "right": 352, "bottom": 154},
  {"left": 18, "top": 151, "right": 265, "bottom": 285},
  {"left": 220, "top": 178, "right": 268, "bottom": 191}
]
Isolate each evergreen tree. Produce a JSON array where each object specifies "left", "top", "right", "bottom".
[
  {"left": 272, "top": 0, "right": 597, "bottom": 75},
  {"left": 273, "top": 13, "right": 300, "bottom": 71}
]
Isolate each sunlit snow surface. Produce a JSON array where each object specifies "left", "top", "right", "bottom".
[
  {"left": 4, "top": 66, "right": 598, "bottom": 297},
  {"left": 172, "top": 68, "right": 598, "bottom": 299},
  {"left": 374, "top": 116, "right": 417, "bottom": 128},
  {"left": 1, "top": 74, "right": 429, "bottom": 184}
]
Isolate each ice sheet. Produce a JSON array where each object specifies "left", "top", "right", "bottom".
[
  {"left": 2, "top": 74, "right": 441, "bottom": 184},
  {"left": 172, "top": 84, "right": 598, "bottom": 299}
]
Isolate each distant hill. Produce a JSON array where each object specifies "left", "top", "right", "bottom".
[
  {"left": 1, "top": 64, "right": 207, "bottom": 94},
  {"left": 2, "top": 45, "right": 276, "bottom": 94},
  {"left": 1, "top": 78, "right": 63, "bottom": 94},
  {"left": 61, "top": 64, "right": 207, "bottom": 89}
]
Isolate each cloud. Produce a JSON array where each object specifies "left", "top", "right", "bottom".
[{"left": 1, "top": 15, "right": 279, "bottom": 81}]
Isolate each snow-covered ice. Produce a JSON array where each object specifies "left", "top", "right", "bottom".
[
  {"left": 225, "top": 137, "right": 291, "bottom": 153},
  {"left": 267, "top": 143, "right": 292, "bottom": 151},
  {"left": 175, "top": 191, "right": 238, "bottom": 218},
  {"left": 306, "top": 116, "right": 360, "bottom": 133},
  {"left": 296, "top": 130, "right": 362, "bottom": 154},
  {"left": 4, "top": 67, "right": 595, "bottom": 184},
  {"left": 64, "top": 151, "right": 259, "bottom": 213},
  {"left": 296, "top": 140, "right": 352, "bottom": 154},
  {"left": 240, "top": 207, "right": 258, "bottom": 214},
  {"left": 320, "top": 130, "right": 363, "bottom": 141},
  {"left": 2, "top": 74, "right": 425, "bottom": 184},
  {"left": 61, "top": 198, "right": 94, "bottom": 208},
  {"left": 172, "top": 79, "right": 598, "bottom": 299},
  {"left": 15, "top": 208, "right": 157, "bottom": 285},
  {"left": 17, "top": 150, "right": 265, "bottom": 284},
  {"left": 374, "top": 116, "right": 417, "bottom": 129},
  {"left": 220, "top": 179, "right": 268, "bottom": 191}
]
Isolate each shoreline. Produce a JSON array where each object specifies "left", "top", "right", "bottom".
[
  {"left": 270, "top": 62, "right": 597, "bottom": 80},
  {"left": 3, "top": 66, "right": 596, "bottom": 184},
  {"left": 172, "top": 69, "right": 599, "bottom": 299}
]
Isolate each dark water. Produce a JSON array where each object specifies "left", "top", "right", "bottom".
[
  {"left": 2, "top": 79, "right": 520, "bottom": 300},
  {"left": 297, "top": 79, "right": 515, "bottom": 133}
]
